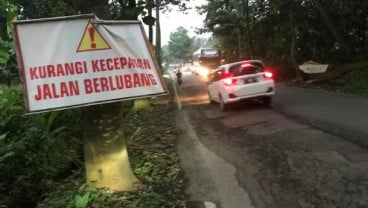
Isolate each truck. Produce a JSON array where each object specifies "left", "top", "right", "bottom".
[{"left": 192, "top": 48, "right": 222, "bottom": 77}]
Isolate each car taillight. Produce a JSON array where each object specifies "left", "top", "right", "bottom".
[
  {"left": 264, "top": 71, "right": 273, "bottom": 79},
  {"left": 223, "top": 78, "right": 237, "bottom": 86}
]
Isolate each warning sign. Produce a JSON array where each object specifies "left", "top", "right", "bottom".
[
  {"left": 76, "top": 22, "right": 111, "bottom": 52},
  {"left": 13, "top": 14, "right": 167, "bottom": 113}
]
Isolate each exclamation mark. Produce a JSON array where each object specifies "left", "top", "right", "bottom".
[{"left": 88, "top": 26, "right": 96, "bottom": 49}]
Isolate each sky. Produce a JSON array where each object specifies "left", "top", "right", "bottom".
[{"left": 158, "top": 0, "right": 209, "bottom": 45}]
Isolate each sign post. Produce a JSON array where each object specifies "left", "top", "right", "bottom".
[
  {"left": 13, "top": 14, "right": 167, "bottom": 191},
  {"left": 13, "top": 14, "right": 167, "bottom": 114}
]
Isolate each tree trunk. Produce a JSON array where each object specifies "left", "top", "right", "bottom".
[
  {"left": 237, "top": 28, "right": 241, "bottom": 59},
  {"left": 83, "top": 103, "right": 140, "bottom": 191},
  {"left": 155, "top": 0, "right": 162, "bottom": 70},
  {"left": 6, "top": 69, "right": 11, "bottom": 87},
  {"left": 148, "top": 0, "right": 154, "bottom": 43},
  {"left": 64, "top": 0, "right": 141, "bottom": 191},
  {"left": 244, "top": 0, "right": 254, "bottom": 58},
  {"left": 290, "top": 26, "right": 302, "bottom": 81}
]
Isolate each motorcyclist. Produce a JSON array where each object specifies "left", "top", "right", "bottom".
[{"left": 176, "top": 69, "right": 182, "bottom": 85}]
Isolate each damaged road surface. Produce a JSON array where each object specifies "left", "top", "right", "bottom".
[{"left": 175, "top": 72, "right": 368, "bottom": 208}]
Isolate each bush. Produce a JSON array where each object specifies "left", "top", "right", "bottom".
[
  {"left": 328, "top": 68, "right": 368, "bottom": 94},
  {"left": 0, "top": 86, "right": 83, "bottom": 207},
  {"left": 37, "top": 84, "right": 184, "bottom": 208},
  {"left": 2, "top": 77, "right": 184, "bottom": 207}
]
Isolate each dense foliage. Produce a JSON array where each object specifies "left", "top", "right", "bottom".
[
  {"left": 199, "top": 0, "right": 368, "bottom": 68},
  {"left": 0, "top": 81, "right": 184, "bottom": 208},
  {"left": 0, "top": 0, "right": 17, "bottom": 86},
  {"left": 36, "top": 81, "right": 184, "bottom": 208},
  {"left": 0, "top": 86, "right": 83, "bottom": 207}
]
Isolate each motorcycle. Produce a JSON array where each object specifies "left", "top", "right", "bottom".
[
  {"left": 176, "top": 71, "right": 182, "bottom": 85},
  {"left": 177, "top": 77, "right": 182, "bottom": 85}
]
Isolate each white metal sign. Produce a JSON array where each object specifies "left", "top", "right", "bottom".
[
  {"left": 13, "top": 15, "right": 167, "bottom": 113},
  {"left": 299, "top": 61, "right": 329, "bottom": 74}
]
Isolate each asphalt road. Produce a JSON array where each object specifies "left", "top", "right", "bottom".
[
  {"left": 175, "top": 72, "right": 368, "bottom": 208},
  {"left": 274, "top": 85, "right": 368, "bottom": 148}
]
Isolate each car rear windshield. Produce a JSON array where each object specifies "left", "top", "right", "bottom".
[{"left": 229, "top": 63, "right": 264, "bottom": 77}]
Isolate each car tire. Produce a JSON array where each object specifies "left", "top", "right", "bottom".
[
  {"left": 219, "top": 95, "right": 229, "bottom": 111},
  {"left": 208, "top": 91, "right": 215, "bottom": 104},
  {"left": 263, "top": 96, "right": 272, "bottom": 106}
]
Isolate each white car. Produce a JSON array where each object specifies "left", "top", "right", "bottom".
[{"left": 207, "top": 60, "right": 275, "bottom": 110}]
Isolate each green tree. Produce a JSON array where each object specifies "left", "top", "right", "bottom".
[
  {"left": 162, "top": 45, "right": 174, "bottom": 65},
  {"left": 0, "top": 0, "right": 17, "bottom": 86},
  {"left": 167, "top": 26, "right": 194, "bottom": 63},
  {"left": 11, "top": 0, "right": 75, "bottom": 19},
  {"left": 199, "top": 0, "right": 368, "bottom": 79}
]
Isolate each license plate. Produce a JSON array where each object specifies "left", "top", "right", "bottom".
[{"left": 244, "top": 78, "right": 257, "bottom": 84}]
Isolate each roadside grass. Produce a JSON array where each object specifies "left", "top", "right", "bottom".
[
  {"left": 37, "top": 78, "right": 185, "bottom": 208},
  {"left": 292, "top": 67, "right": 368, "bottom": 97},
  {"left": 324, "top": 68, "right": 368, "bottom": 95}
]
